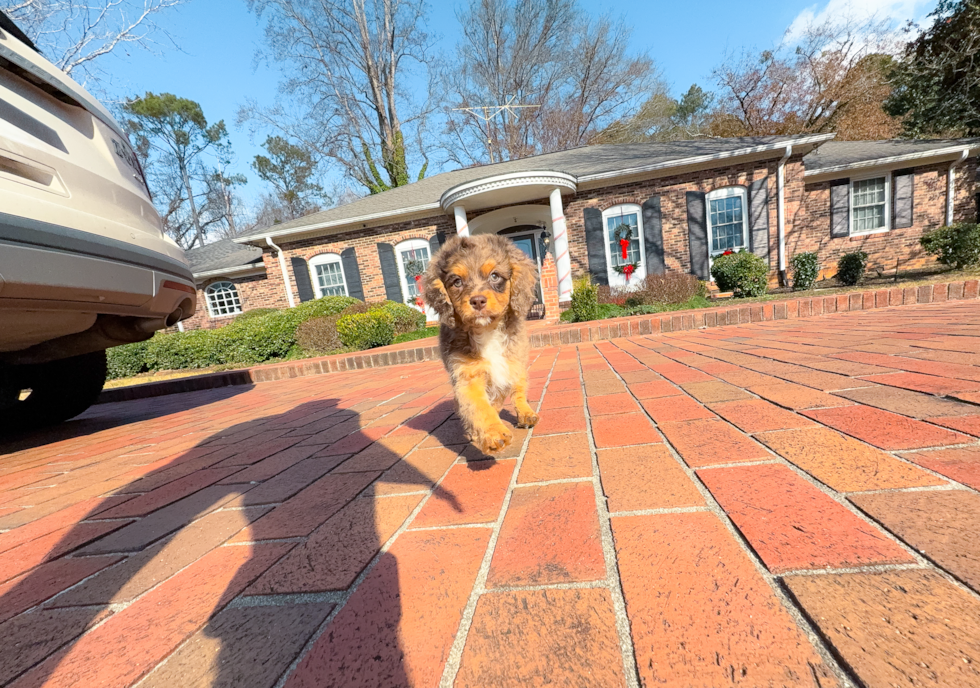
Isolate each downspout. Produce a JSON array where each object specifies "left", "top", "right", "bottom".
[
  {"left": 266, "top": 236, "right": 296, "bottom": 308},
  {"left": 777, "top": 144, "right": 793, "bottom": 286},
  {"left": 947, "top": 149, "right": 970, "bottom": 226}
]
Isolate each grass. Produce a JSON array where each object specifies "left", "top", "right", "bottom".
[{"left": 392, "top": 326, "right": 439, "bottom": 344}]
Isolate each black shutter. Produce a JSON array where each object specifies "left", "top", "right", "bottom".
[
  {"left": 830, "top": 179, "right": 850, "bottom": 238},
  {"left": 975, "top": 193, "right": 980, "bottom": 223},
  {"left": 340, "top": 247, "right": 364, "bottom": 301},
  {"left": 429, "top": 231, "right": 445, "bottom": 257},
  {"left": 893, "top": 169, "right": 914, "bottom": 229},
  {"left": 686, "top": 191, "right": 709, "bottom": 279},
  {"left": 583, "top": 207, "right": 608, "bottom": 286},
  {"left": 748, "top": 178, "right": 770, "bottom": 266},
  {"left": 290, "top": 256, "right": 315, "bottom": 302},
  {"left": 641, "top": 195, "right": 665, "bottom": 274},
  {"left": 377, "top": 242, "right": 404, "bottom": 303}
]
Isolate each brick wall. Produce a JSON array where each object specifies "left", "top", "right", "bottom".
[
  {"left": 181, "top": 272, "right": 284, "bottom": 330},
  {"left": 562, "top": 158, "right": 793, "bottom": 279},
  {"left": 791, "top": 158, "right": 979, "bottom": 279}
]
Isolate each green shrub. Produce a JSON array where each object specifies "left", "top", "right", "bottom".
[
  {"left": 790, "top": 252, "right": 819, "bottom": 291},
  {"left": 569, "top": 276, "right": 600, "bottom": 322},
  {"left": 597, "top": 303, "right": 628, "bottom": 319},
  {"left": 336, "top": 309, "right": 395, "bottom": 349},
  {"left": 710, "top": 250, "right": 769, "bottom": 298},
  {"left": 144, "top": 330, "right": 224, "bottom": 370},
  {"left": 106, "top": 341, "right": 149, "bottom": 379},
  {"left": 234, "top": 308, "right": 280, "bottom": 323},
  {"left": 920, "top": 223, "right": 980, "bottom": 269},
  {"left": 285, "top": 295, "right": 360, "bottom": 326},
  {"left": 374, "top": 300, "right": 426, "bottom": 334},
  {"left": 220, "top": 310, "right": 299, "bottom": 363},
  {"left": 836, "top": 251, "right": 869, "bottom": 286}
]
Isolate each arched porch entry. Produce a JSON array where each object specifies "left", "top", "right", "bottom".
[{"left": 468, "top": 206, "right": 552, "bottom": 319}]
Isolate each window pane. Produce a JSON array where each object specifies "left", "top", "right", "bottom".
[
  {"left": 206, "top": 282, "right": 241, "bottom": 316},
  {"left": 851, "top": 178, "right": 886, "bottom": 232},
  {"left": 709, "top": 195, "right": 745, "bottom": 252},
  {"left": 400, "top": 246, "right": 430, "bottom": 298},
  {"left": 315, "top": 261, "right": 346, "bottom": 296},
  {"left": 606, "top": 213, "right": 640, "bottom": 266}
]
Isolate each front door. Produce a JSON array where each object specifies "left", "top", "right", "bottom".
[{"left": 498, "top": 227, "right": 544, "bottom": 315}]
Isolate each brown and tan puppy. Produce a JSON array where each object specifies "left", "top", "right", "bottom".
[{"left": 423, "top": 234, "right": 540, "bottom": 453}]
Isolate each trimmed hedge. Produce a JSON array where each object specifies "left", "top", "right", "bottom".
[
  {"left": 106, "top": 340, "right": 148, "bottom": 379},
  {"left": 710, "top": 250, "right": 768, "bottom": 298},
  {"left": 337, "top": 309, "right": 395, "bottom": 349}
]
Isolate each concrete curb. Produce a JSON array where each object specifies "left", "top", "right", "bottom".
[{"left": 97, "top": 278, "right": 979, "bottom": 404}]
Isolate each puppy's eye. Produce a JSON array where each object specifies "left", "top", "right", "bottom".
[
  {"left": 489, "top": 272, "right": 502, "bottom": 284},
  {"left": 450, "top": 276, "right": 463, "bottom": 288}
]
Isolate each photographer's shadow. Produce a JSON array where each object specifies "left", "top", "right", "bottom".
[{"left": 0, "top": 397, "right": 464, "bottom": 688}]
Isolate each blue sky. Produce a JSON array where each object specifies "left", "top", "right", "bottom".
[{"left": 92, "top": 0, "right": 937, "bottom": 208}]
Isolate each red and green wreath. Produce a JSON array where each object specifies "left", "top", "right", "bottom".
[
  {"left": 612, "top": 223, "right": 639, "bottom": 282},
  {"left": 403, "top": 258, "right": 427, "bottom": 308}
]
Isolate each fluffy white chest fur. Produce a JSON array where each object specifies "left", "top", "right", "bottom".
[{"left": 472, "top": 328, "right": 513, "bottom": 394}]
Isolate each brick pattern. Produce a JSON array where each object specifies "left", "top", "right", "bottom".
[
  {"left": 182, "top": 154, "right": 978, "bottom": 330},
  {"left": 7, "top": 300, "right": 980, "bottom": 687}
]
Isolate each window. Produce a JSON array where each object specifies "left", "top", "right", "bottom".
[
  {"left": 308, "top": 253, "right": 348, "bottom": 297},
  {"left": 394, "top": 239, "right": 432, "bottom": 316},
  {"left": 601, "top": 204, "right": 647, "bottom": 288},
  {"left": 707, "top": 187, "right": 748, "bottom": 255},
  {"left": 205, "top": 281, "right": 242, "bottom": 317},
  {"left": 851, "top": 176, "right": 888, "bottom": 234}
]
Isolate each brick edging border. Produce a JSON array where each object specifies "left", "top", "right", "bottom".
[{"left": 97, "top": 279, "right": 979, "bottom": 404}]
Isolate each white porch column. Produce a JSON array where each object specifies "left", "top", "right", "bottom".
[
  {"left": 453, "top": 205, "right": 470, "bottom": 237},
  {"left": 549, "top": 188, "right": 573, "bottom": 302}
]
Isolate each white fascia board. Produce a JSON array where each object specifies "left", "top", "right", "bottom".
[
  {"left": 192, "top": 265, "right": 267, "bottom": 283},
  {"left": 233, "top": 202, "right": 443, "bottom": 245},
  {"left": 576, "top": 134, "right": 836, "bottom": 184},
  {"left": 805, "top": 144, "right": 980, "bottom": 179}
]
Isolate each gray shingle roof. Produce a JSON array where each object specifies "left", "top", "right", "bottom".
[
  {"left": 186, "top": 239, "right": 263, "bottom": 276},
  {"left": 235, "top": 135, "right": 828, "bottom": 242},
  {"left": 804, "top": 139, "right": 980, "bottom": 172}
]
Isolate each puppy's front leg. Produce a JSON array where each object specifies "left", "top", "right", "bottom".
[
  {"left": 512, "top": 371, "right": 539, "bottom": 429},
  {"left": 455, "top": 369, "right": 512, "bottom": 453}
]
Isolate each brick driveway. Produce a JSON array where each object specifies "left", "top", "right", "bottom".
[{"left": 3, "top": 301, "right": 980, "bottom": 687}]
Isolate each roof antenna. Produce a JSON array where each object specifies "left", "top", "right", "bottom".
[{"left": 453, "top": 95, "right": 539, "bottom": 163}]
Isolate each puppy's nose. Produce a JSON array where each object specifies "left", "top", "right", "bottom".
[{"left": 469, "top": 294, "right": 487, "bottom": 310}]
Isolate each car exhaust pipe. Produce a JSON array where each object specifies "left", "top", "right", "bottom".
[{"left": 1, "top": 314, "right": 172, "bottom": 365}]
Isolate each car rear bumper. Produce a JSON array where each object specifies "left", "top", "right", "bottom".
[{"left": 0, "top": 211, "right": 196, "bottom": 319}]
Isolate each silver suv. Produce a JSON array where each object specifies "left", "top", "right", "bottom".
[{"left": 0, "top": 13, "right": 196, "bottom": 431}]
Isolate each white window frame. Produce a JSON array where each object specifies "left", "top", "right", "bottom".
[
  {"left": 394, "top": 238, "right": 435, "bottom": 319},
  {"left": 706, "top": 187, "right": 750, "bottom": 261},
  {"left": 849, "top": 172, "right": 891, "bottom": 236},
  {"left": 601, "top": 204, "right": 647, "bottom": 289},
  {"left": 308, "top": 253, "right": 348, "bottom": 298},
  {"left": 204, "top": 280, "right": 242, "bottom": 318}
]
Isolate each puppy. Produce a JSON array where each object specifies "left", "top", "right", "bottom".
[{"left": 423, "top": 234, "right": 540, "bottom": 453}]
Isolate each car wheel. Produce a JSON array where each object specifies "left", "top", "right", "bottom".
[{"left": 0, "top": 350, "right": 107, "bottom": 432}]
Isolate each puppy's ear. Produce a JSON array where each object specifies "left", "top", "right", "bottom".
[
  {"left": 423, "top": 256, "right": 455, "bottom": 327},
  {"left": 507, "top": 241, "right": 539, "bottom": 319}
]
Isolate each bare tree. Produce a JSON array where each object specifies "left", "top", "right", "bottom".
[
  {"left": 442, "top": 0, "right": 654, "bottom": 164},
  {"left": 1, "top": 0, "right": 184, "bottom": 85},
  {"left": 242, "top": 0, "right": 434, "bottom": 194},
  {"left": 710, "top": 14, "right": 902, "bottom": 139}
]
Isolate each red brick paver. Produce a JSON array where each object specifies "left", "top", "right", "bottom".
[{"left": 4, "top": 300, "right": 980, "bottom": 687}]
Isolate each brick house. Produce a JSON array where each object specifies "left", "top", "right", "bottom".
[{"left": 183, "top": 134, "right": 980, "bottom": 329}]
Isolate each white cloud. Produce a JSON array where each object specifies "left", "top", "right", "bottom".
[{"left": 785, "top": 0, "right": 937, "bottom": 44}]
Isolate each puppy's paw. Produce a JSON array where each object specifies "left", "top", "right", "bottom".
[
  {"left": 516, "top": 410, "right": 539, "bottom": 428},
  {"left": 479, "top": 423, "right": 513, "bottom": 453}
]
